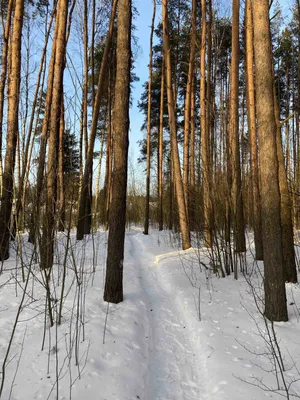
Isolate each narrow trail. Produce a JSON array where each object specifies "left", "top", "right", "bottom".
[{"left": 125, "top": 231, "right": 208, "bottom": 400}]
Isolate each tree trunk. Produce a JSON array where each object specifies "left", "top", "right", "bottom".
[
  {"left": 77, "top": 0, "right": 118, "bottom": 240},
  {"left": 144, "top": 0, "right": 156, "bottom": 235},
  {"left": 81, "top": 0, "right": 92, "bottom": 236},
  {"left": 162, "top": 0, "right": 191, "bottom": 250},
  {"left": 30, "top": 6, "right": 59, "bottom": 244},
  {"left": 200, "top": 0, "right": 212, "bottom": 248},
  {"left": 0, "top": 0, "right": 24, "bottom": 261},
  {"left": 274, "top": 98, "right": 298, "bottom": 283},
  {"left": 104, "top": 79, "right": 113, "bottom": 230},
  {"left": 183, "top": 0, "right": 196, "bottom": 224},
  {"left": 94, "top": 130, "right": 105, "bottom": 227},
  {"left": 91, "top": 0, "right": 96, "bottom": 105},
  {"left": 245, "top": 0, "right": 263, "bottom": 260},
  {"left": 103, "top": 0, "right": 131, "bottom": 304},
  {"left": 158, "top": 57, "right": 164, "bottom": 231},
  {"left": 0, "top": 0, "right": 14, "bottom": 195},
  {"left": 207, "top": 0, "right": 214, "bottom": 215},
  {"left": 168, "top": 157, "right": 173, "bottom": 231},
  {"left": 41, "top": 0, "right": 68, "bottom": 271},
  {"left": 229, "top": 0, "right": 246, "bottom": 254},
  {"left": 285, "top": 71, "right": 290, "bottom": 178},
  {"left": 296, "top": 0, "right": 300, "bottom": 228},
  {"left": 58, "top": 98, "right": 65, "bottom": 232},
  {"left": 252, "top": 0, "right": 288, "bottom": 322},
  {"left": 189, "top": 76, "right": 195, "bottom": 231}
]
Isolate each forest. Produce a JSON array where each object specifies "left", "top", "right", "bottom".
[{"left": 0, "top": 0, "right": 299, "bottom": 398}]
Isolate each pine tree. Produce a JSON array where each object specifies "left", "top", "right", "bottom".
[
  {"left": 104, "top": 0, "right": 132, "bottom": 303},
  {"left": 252, "top": 0, "right": 288, "bottom": 322},
  {"left": 162, "top": 0, "right": 191, "bottom": 250},
  {"left": 0, "top": 0, "right": 24, "bottom": 261}
]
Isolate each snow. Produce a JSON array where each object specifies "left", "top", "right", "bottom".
[{"left": 0, "top": 228, "right": 300, "bottom": 399}]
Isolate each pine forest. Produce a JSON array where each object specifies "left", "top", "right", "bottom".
[{"left": 0, "top": 0, "right": 300, "bottom": 398}]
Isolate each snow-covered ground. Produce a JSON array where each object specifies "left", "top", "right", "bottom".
[{"left": 0, "top": 228, "right": 300, "bottom": 399}]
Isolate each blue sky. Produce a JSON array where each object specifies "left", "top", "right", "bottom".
[{"left": 130, "top": 0, "right": 158, "bottom": 162}]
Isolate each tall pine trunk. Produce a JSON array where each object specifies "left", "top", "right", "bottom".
[
  {"left": 162, "top": 0, "right": 191, "bottom": 250},
  {"left": 103, "top": 0, "right": 131, "bottom": 303},
  {"left": 252, "top": 0, "right": 288, "bottom": 322},
  {"left": 0, "top": 0, "right": 24, "bottom": 261},
  {"left": 200, "top": 0, "right": 212, "bottom": 247},
  {"left": 229, "top": 0, "right": 246, "bottom": 255},
  {"left": 183, "top": 0, "right": 196, "bottom": 224},
  {"left": 58, "top": 98, "right": 65, "bottom": 232},
  {"left": 41, "top": 0, "right": 68, "bottom": 271},
  {"left": 144, "top": 0, "right": 156, "bottom": 235},
  {"left": 189, "top": 76, "right": 195, "bottom": 230},
  {"left": 0, "top": 0, "right": 14, "bottom": 195},
  {"left": 245, "top": 0, "right": 263, "bottom": 260},
  {"left": 158, "top": 57, "right": 164, "bottom": 231},
  {"left": 30, "top": 7, "right": 59, "bottom": 244},
  {"left": 274, "top": 97, "right": 298, "bottom": 283}
]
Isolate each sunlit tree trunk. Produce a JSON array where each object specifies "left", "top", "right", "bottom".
[
  {"left": 30, "top": 6, "right": 59, "bottom": 244},
  {"left": 144, "top": 0, "right": 156, "bottom": 235},
  {"left": 189, "top": 76, "right": 195, "bottom": 230},
  {"left": 183, "top": 0, "right": 196, "bottom": 223},
  {"left": 158, "top": 57, "right": 164, "bottom": 232},
  {"left": 207, "top": 0, "right": 214, "bottom": 177},
  {"left": 252, "top": 0, "right": 288, "bottom": 322},
  {"left": 41, "top": 0, "right": 68, "bottom": 271},
  {"left": 0, "top": 0, "right": 14, "bottom": 195},
  {"left": 91, "top": 0, "right": 96, "bottom": 105},
  {"left": 58, "top": 97, "right": 65, "bottom": 232},
  {"left": 162, "top": 0, "right": 191, "bottom": 250},
  {"left": 0, "top": 0, "right": 24, "bottom": 261},
  {"left": 245, "top": 0, "right": 263, "bottom": 260},
  {"left": 200, "top": 0, "right": 212, "bottom": 247}
]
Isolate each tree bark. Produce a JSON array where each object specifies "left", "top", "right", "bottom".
[
  {"left": 245, "top": 0, "right": 263, "bottom": 260},
  {"left": 0, "top": 0, "right": 14, "bottom": 195},
  {"left": 82, "top": 0, "right": 92, "bottom": 236},
  {"left": 103, "top": 0, "right": 131, "bottom": 303},
  {"left": 252, "top": 0, "right": 288, "bottom": 322},
  {"left": 162, "top": 0, "right": 191, "bottom": 250},
  {"left": 30, "top": 6, "right": 59, "bottom": 244},
  {"left": 41, "top": 0, "right": 68, "bottom": 271},
  {"left": 183, "top": 0, "right": 196, "bottom": 224},
  {"left": 0, "top": 0, "right": 24, "bottom": 261},
  {"left": 189, "top": 76, "right": 195, "bottom": 230},
  {"left": 229, "top": 0, "right": 246, "bottom": 254},
  {"left": 158, "top": 57, "right": 164, "bottom": 232},
  {"left": 200, "top": 0, "right": 212, "bottom": 247},
  {"left": 274, "top": 97, "right": 298, "bottom": 283},
  {"left": 58, "top": 98, "right": 65, "bottom": 232},
  {"left": 144, "top": 0, "right": 156, "bottom": 235},
  {"left": 104, "top": 78, "right": 113, "bottom": 230}
]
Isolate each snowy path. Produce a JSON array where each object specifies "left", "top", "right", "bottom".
[
  {"left": 125, "top": 232, "right": 208, "bottom": 400},
  {"left": 2, "top": 230, "right": 300, "bottom": 399}
]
